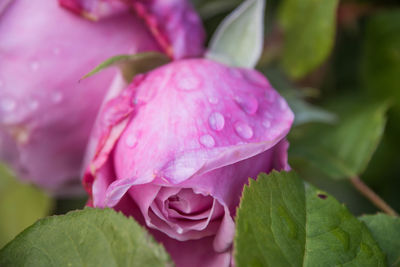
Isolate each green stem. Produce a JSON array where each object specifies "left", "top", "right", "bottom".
[{"left": 350, "top": 176, "right": 398, "bottom": 216}]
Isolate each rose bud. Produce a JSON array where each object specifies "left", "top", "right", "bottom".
[
  {"left": 83, "top": 59, "right": 294, "bottom": 266},
  {"left": 0, "top": 0, "right": 204, "bottom": 194}
]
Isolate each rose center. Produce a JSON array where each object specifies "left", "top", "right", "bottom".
[
  {"left": 147, "top": 187, "right": 224, "bottom": 240},
  {"left": 165, "top": 189, "right": 214, "bottom": 216}
]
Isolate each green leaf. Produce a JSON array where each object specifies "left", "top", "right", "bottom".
[
  {"left": 360, "top": 214, "right": 400, "bottom": 266},
  {"left": 195, "top": 0, "right": 241, "bottom": 20},
  {"left": 235, "top": 171, "right": 386, "bottom": 267},
  {"left": 82, "top": 52, "right": 170, "bottom": 83},
  {"left": 362, "top": 10, "right": 400, "bottom": 110},
  {"left": 0, "top": 208, "right": 171, "bottom": 267},
  {"left": 0, "top": 164, "right": 52, "bottom": 248},
  {"left": 288, "top": 98, "right": 337, "bottom": 126},
  {"left": 279, "top": 0, "right": 339, "bottom": 78},
  {"left": 290, "top": 101, "right": 388, "bottom": 179},
  {"left": 206, "top": 0, "right": 265, "bottom": 68}
]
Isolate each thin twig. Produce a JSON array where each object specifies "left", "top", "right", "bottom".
[{"left": 350, "top": 176, "right": 398, "bottom": 216}]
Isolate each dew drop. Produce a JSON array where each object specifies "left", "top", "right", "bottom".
[
  {"left": 1, "top": 98, "right": 16, "bottom": 112},
  {"left": 234, "top": 121, "right": 253, "bottom": 139},
  {"left": 208, "top": 96, "right": 218, "bottom": 104},
  {"left": 199, "top": 134, "right": 215, "bottom": 148},
  {"left": 177, "top": 76, "right": 199, "bottom": 91},
  {"left": 51, "top": 91, "right": 63, "bottom": 103},
  {"left": 208, "top": 112, "right": 225, "bottom": 131},
  {"left": 262, "top": 120, "right": 271, "bottom": 128},
  {"left": 234, "top": 95, "right": 258, "bottom": 115},
  {"left": 125, "top": 135, "right": 138, "bottom": 148},
  {"left": 176, "top": 227, "right": 184, "bottom": 234},
  {"left": 30, "top": 61, "right": 39, "bottom": 71}
]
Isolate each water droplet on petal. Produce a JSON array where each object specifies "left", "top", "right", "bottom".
[
  {"left": 234, "top": 121, "right": 253, "bottom": 139},
  {"left": 30, "top": 61, "right": 39, "bottom": 71},
  {"left": 208, "top": 96, "right": 218, "bottom": 104},
  {"left": 263, "top": 120, "right": 271, "bottom": 128},
  {"left": 177, "top": 76, "right": 200, "bottom": 91},
  {"left": 199, "top": 134, "right": 215, "bottom": 148},
  {"left": 51, "top": 91, "right": 63, "bottom": 103},
  {"left": 176, "top": 227, "right": 184, "bottom": 234},
  {"left": 1, "top": 98, "right": 16, "bottom": 112},
  {"left": 125, "top": 134, "right": 138, "bottom": 148},
  {"left": 208, "top": 112, "right": 225, "bottom": 131},
  {"left": 234, "top": 95, "right": 258, "bottom": 115}
]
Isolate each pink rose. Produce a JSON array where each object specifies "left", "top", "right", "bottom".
[
  {"left": 83, "top": 59, "right": 294, "bottom": 266},
  {"left": 0, "top": 0, "right": 204, "bottom": 194}
]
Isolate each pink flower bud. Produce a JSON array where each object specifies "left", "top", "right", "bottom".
[{"left": 84, "top": 59, "right": 294, "bottom": 266}]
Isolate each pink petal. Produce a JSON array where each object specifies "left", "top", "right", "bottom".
[
  {"left": 133, "top": 0, "right": 206, "bottom": 59},
  {"left": 112, "top": 59, "right": 293, "bottom": 187},
  {"left": 0, "top": 0, "right": 158, "bottom": 193},
  {"left": 154, "top": 232, "right": 232, "bottom": 267},
  {"left": 213, "top": 205, "right": 235, "bottom": 253},
  {"left": 59, "top": 0, "right": 128, "bottom": 20},
  {"left": 59, "top": 0, "right": 206, "bottom": 59},
  {"left": 0, "top": 0, "right": 13, "bottom": 15}
]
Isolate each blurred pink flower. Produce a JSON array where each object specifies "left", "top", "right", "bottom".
[
  {"left": 0, "top": 0, "right": 204, "bottom": 194},
  {"left": 83, "top": 59, "right": 294, "bottom": 266}
]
